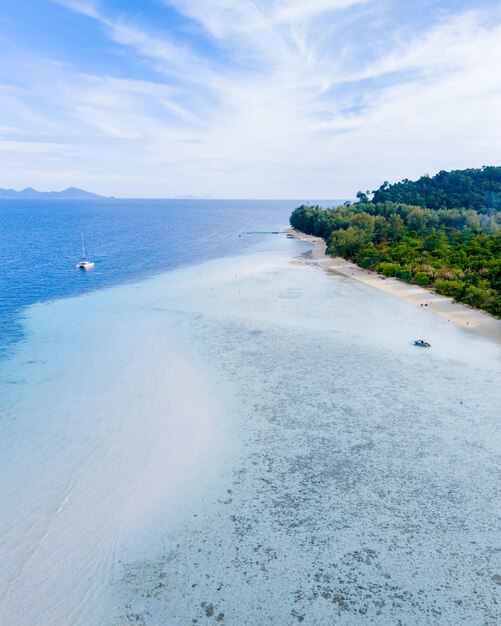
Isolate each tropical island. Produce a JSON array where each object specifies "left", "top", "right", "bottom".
[{"left": 290, "top": 167, "right": 501, "bottom": 317}]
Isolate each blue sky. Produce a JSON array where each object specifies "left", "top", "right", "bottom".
[{"left": 0, "top": 0, "right": 500, "bottom": 197}]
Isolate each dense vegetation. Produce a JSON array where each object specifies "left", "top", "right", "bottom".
[
  {"left": 290, "top": 168, "right": 501, "bottom": 316},
  {"left": 359, "top": 166, "right": 501, "bottom": 212}
]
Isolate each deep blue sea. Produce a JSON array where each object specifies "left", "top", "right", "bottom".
[{"left": 0, "top": 198, "right": 341, "bottom": 355}]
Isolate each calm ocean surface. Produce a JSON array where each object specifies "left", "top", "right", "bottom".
[
  {"left": 1, "top": 199, "right": 500, "bottom": 625},
  {"left": 0, "top": 198, "right": 338, "bottom": 355}
]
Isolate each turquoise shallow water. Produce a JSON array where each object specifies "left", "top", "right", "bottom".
[{"left": 0, "top": 211, "right": 500, "bottom": 625}]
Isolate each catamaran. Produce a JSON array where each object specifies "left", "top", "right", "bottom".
[{"left": 76, "top": 233, "right": 94, "bottom": 269}]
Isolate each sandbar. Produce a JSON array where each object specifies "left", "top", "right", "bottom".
[{"left": 288, "top": 228, "right": 501, "bottom": 344}]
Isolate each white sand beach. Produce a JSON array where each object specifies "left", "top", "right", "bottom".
[{"left": 289, "top": 228, "right": 501, "bottom": 343}]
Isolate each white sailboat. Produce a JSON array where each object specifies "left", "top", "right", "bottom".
[{"left": 76, "top": 233, "right": 94, "bottom": 269}]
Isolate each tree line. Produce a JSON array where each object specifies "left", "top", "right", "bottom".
[
  {"left": 290, "top": 168, "right": 501, "bottom": 316},
  {"left": 359, "top": 166, "right": 501, "bottom": 212}
]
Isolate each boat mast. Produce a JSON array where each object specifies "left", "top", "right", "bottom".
[{"left": 81, "top": 233, "right": 87, "bottom": 259}]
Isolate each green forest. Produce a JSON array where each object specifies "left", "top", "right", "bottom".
[{"left": 290, "top": 167, "right": 501, "bottom": 316}]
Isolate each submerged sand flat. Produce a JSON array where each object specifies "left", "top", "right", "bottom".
[
  {"left": 1, "top": 235, "right": 500, "bottom": 625},
  {"left": 0, "top": 285, "right": 230, "bottom": 624},
  {"left": 289, "top": 229, "right": 501, "bottom": 343}
]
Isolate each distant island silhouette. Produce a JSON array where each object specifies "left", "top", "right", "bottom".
[{"left": 0, "top": 186, "right": 111, "bottom": 199}]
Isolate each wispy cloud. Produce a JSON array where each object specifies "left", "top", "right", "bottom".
[
  {"left": 1, "top": 0, "right": 500, "bottom": 196},
  {"left": 271, "top": 0, "right": 371, "bottom": 24},
  {"left": 51, "top": 0, "right": 100, "bottom": 19},
  {"left": 359, "top": 8, "right": 501, "bottom": 79}
]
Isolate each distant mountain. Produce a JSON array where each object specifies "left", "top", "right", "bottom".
[{"left": 0, "top": 186, "right": 109, "bottom": 199}]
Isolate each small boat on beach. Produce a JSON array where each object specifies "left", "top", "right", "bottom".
[
  {"left": 414, "top": 339, "right": 431, "bottom": 347},
  {"left": 76, "top": 233, "right": 94, "bottom": 269}
]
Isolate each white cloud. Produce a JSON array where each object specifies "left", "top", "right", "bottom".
[
  {"left": 2, "top": 2, "right": 501, "bottom": 196},
  {"left": 358, "top": 9, "right": 501, "bottom": 79},
  {"left": 271, "top": 0, "right": 370, "bottom": 24},
  {"left": 51, "top": 0, "right": 100, "bottom": 19}
]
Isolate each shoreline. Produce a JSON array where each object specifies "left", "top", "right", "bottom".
[{"left": 288, "top": 228, "right": 501, "bottom": 344}]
